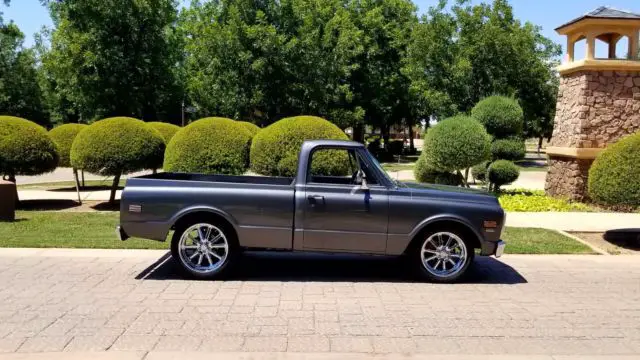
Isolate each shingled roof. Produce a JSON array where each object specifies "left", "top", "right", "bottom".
[{"left": 556, "top": 6, "right": 640, "bottom": 31}]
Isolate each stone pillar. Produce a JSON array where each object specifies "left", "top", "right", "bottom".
[
  {"left": 586, "top": 34, "right": 596, "bottom": 60},
  {"left": 545, "top": 70, "right": 640, "bottom": 201},
  {"left": 630, "top": 31, "right": 639, "bottom": 60}
]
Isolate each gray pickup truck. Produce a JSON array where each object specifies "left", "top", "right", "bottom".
[{"left": 117, "top": 140, "right": 505, "bottom": 282}]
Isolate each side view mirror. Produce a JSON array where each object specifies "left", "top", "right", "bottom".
[{"left": 355, "top": 169, "right": 369, "bottom": 191}]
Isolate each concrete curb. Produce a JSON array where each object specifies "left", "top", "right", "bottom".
[
  {"left": 555, "top": 229, "right": 609, "bottom": 255},
  {"left": 0, "top": 353, "right": 638, "bottom": 360}
]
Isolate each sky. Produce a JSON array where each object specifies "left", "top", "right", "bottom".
[{"left": 2, "top": 0, "right": 639, "bottom": 57}]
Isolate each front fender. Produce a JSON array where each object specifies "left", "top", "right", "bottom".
[{"left": 408, "top": 213, "right": 484, "bottom": 246}]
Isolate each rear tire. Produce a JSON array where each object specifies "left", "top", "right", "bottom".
[
  {"left": 170, "top": 218, "right": 238, "bottom": 280},
  {"left": 412, "top": 227, "right": 474, "bottom": 283}
]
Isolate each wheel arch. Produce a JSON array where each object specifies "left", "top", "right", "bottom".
[
  {"left": 170, "top": 206, "right": 239, "bottom": 241},
  {"left": 404, "top": 215, "right": 482, "bottom": 254}
]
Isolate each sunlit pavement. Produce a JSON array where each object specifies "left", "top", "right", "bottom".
[{"left": 0, "top": 249, "right": 638, "bottom": 356}]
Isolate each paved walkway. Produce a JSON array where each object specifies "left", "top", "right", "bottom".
[
  {"left": 15, "top": 169, "right": 151, "bottom": 185},
  {"left": 506, "top": 212, "right": 640, "bottom": 232},
  {"left": 0, "top": 249, "right": 638, "bottom": 356}
]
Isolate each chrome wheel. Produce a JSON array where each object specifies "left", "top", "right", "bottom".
[
  {"left": 178, "top": 223, "right": 229, "bottom": 274},
  {"left": 420, "top": 231, "right": 467, "bottom": 278}
]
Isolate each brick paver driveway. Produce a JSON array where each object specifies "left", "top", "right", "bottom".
[{"left": 0, "top": 249, "right": 638, "bottom": 356}]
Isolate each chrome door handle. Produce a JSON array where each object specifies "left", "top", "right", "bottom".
[{"left": 307, "top": 195, "right": 325, "bottom": 206}]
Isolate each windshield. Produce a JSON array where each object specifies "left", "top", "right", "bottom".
[{"left": 363, "top": 148, "right": 405, "bottom": 188}]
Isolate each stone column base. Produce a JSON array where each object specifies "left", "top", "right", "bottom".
[{"left": 544, "top": 157, "right": 594, "bottom": 201}]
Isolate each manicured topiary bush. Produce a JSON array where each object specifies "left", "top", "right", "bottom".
[
  {"left": 471, "top": 96, "right": 524, "bottom": 139},
  {"left": 250, "top": 116, "right": 349, "bottom": 177},
  {"left": 588, "top": 132, "right": 640, "bottom": 206},
  {"left": 471, "top": 160, "right": 490, "bottom": 182},
  {"left": 420, "top": 115, "right": 491, "bottom": 186},
  {"left": 491, "top": 138, "right": 526, "bottom": 161},
  {"left": 488, "top": 160, "right": 520, "bottom": 191},
  {"left": 0, "top": 116, "right": 58, "bottom": 182},
  {"left": 148, "top": 122, "right": 180, "bottom": 144},
  {"left": 238, "top": 121, "right": 260, "bottom": 137},
  {"left": 49, "top": 123, "right": 88, "bottom": 167},
  {"left": 164, "top": 117, "right": 252, "bottom": 176},
  {"left": 414, "top": 155, "right": 462, "bottom": 186},
  {"left": 71, "top": 117, "right": 165, "bottom": 202}
]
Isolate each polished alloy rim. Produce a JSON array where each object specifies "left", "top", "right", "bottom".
[
  {"left": 178, "top": 223, "right": 228, "bottom": 274},
  {"left": 420, "top": 231, "right": 467, "bottom": 278}
]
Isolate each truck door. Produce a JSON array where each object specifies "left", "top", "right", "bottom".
[{"left": 300, "top": 147, "right": 389, "bottom": 253}]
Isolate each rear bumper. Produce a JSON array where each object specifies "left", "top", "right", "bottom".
[
  {"left": 115, "top": 225, "right": 129, "bottom": 241},
  {"left": 480, "top": 240, "right": 506, "bottom": 258}
]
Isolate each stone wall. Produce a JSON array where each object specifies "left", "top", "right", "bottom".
[
  {"left": 550, "top": 70, "right": 640, "bottom": 148},
  {"left": 545, "top": 158, "right": 594, "bottom": 201},
  {"left": 546, "top": 69, "right": 640, "bottom": 201}
]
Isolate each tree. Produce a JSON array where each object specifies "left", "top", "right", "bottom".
[
  {"left": 0, "top": 23, "right": 49, "bottom": 126},
  {"left": 39, "top": 0, "right": 184, "bottom": 123},
  {"left": 180, "top": 0, "right": 365, "bottom": 128},
  {"left": 404, "top": 0, "right": 561, "bottom": 139}
]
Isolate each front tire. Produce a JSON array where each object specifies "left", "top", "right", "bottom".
[
  {"left": 413, "top": 227, "right": 474, "bottom": 283},
  {"left": 171, "top": 219, "right": 237, "bottom": 279}
]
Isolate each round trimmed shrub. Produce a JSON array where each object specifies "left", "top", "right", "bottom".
[
  {"left": 588, "top": 132, "right": 640, "bottom": 206},
  {"left": 471, "top": 160, "right": 490, "bottom": 182},
  {"left": 0, "top": 116, "right": 58, "bottom": 178},
  {"left": 238, "top": 121, "right": 260, "bottom": 137},
  {"left": 148, "top": 122, "right": 180, "bottom": 144},
  {"left": 488, "top": 160, "right": 520, "bottom": 190},
  {"left": 414, "top": 155, "right": 461, "bottom": 186},
  {"left": 49, "top": 123, "right": 87, "bottom": 167},
  {"left": 71, "top": 117, "right": 165, "bottom": 175},
  {"left": 164, "top": 117, "right": 252, "bottom": 175},
  {"left": 250, "top": 116, "right": 349, "bottom": 177},
  {"left": 471, "top": 96, "right": 524, "bottom": 138},
  {"left": 421, "top": 115, "right": 491, "bottom": 172},
  {"left": 491, "top": 138, "right": 526, "bottom": 161}
]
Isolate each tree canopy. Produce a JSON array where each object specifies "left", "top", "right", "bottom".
[{"left": 0, "top": 0, "right": 561, "bottom": 143}]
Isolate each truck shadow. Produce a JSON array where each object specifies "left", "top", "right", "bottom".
[{"left": 136, "top": 252, "right": 527, "bottom": 284}]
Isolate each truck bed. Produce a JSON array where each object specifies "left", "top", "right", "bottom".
[{"left": 134, "top": 172, "right": 294, "bottom": 186}]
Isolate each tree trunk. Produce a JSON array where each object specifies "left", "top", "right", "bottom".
[
  {"left": 408, "top": 123, "right": 415, "bottom": 153},
  {"left": 538, "top": 136, "right": 543, "bottom": 155},
  {"left": 73, "top": 168, "right": 82, "bottom": 204},
  {"left": 382, "top": 125, "right": 390, "bottom": 147},
  {"left": 109, "top": 173, "right": 121, "bottom": 204},
  {"left": 81, "top": 170, "right": 85, "bottom": 188},
  {"left": 457, "top": 170, "right": 468, "bottom": 188},
  {"left": 352, "top": 124, "right": 364, "bottom": 143},
  {"left": 463, "top": 168, "right": 470, "bottom": 188},
  {"left": 7, "top": 173, "right": 19, "bottom": 206},
  {"left": 152, "top": 168, "right": 157, "bottom": 175}
]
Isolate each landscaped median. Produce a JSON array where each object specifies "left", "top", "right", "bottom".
[{"left": 0, "top": 211, "right": 595, "bottom": 254}]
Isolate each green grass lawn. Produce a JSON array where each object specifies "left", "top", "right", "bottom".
[
  {"left": 0, "top": 211, "right": 594, "bottom": 254},
  {"left": 382, "top": 163, "right": 415, "bottom": 172},
  {"left": 502, "top": 227, "right": 594, "bottom": 254}
]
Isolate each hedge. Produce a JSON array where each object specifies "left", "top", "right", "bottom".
[
  {"left": 491, "top": 138, "right": 526, "bottom": 161},
  {"left": 164, "top": 117, "right": 252, "bottom": 175},
  {"left": 421, "top": 115, "right": 491, "bottom": 172},
  {"left": 588, "top": 132, "right": 640, "bottom": 206},
  {"left": 471, "top": 95, "right": 524, "bottom": 138},
  {"left": 71, "top": 117, "right": 165, "bottom": 175},
  {"left": 148, "top": 122, "right": 180, "bottom": 144},
  {"left": 49, "top": 123, "right": 87, "bottom": 167},
  {"left": 238, "top": 121, "right": 260, "bottom": 137},
  {"left": 250, "top": 116, "right": 349, "bottom": 177},
  {"left": 471, "top": 160, "right": 490, "bottom": 182},
  {"left": 488, "top": 160, "right": 520, "bottom": 191},
  {"left": 0, "top": 116, "right": 58, "bottom": 178},
  {"left": 414, "top": 155, "right": 462, "bottom": 186}
]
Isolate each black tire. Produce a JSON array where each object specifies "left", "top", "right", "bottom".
[
  {"left": 412, "top": 226, "right": 475, "bottom": 283},
  {"left": 170, "top": 217, "right": 238, "bottom": 280}
]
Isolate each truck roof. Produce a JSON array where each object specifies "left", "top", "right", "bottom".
[{"left": 302, "top": 139, "right": 364, "bottom": 149}]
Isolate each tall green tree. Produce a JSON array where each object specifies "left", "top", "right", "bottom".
[
  {"left": 181, "top": 0, "right": 364, "bottom": 127},
  {"left": 39, "top": 0, "right": 184, "bottom": 123},
  {"left": 404, "top": 0, "right": 561, "bottom": 140},
  {"left": 347, "top": 0, "right": 418, "bottom": 146},
  {"left": 0, "top": 22, "right": 48, "bottom": 126}
]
